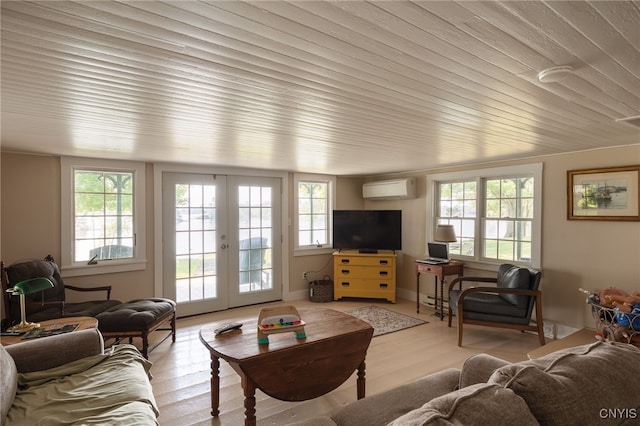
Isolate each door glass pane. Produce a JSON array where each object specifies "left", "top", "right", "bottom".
[
  {"left": 175, "top": 183, "right": 217, "bottom": 303},
  {"left": 238, "top": 185, "right": 273, "bottom": 294}
]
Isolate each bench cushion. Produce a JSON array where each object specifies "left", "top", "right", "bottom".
[{"left": 96, "top": 298, "right": 175, "bottom": 332}]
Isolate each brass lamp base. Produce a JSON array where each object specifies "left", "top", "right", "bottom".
[{"left": 7, "top": 321, "right": 41, "bottom": 333}]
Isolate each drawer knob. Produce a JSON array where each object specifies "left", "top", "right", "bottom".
[
  {"left": 379, "top": 271, "right": 388, "bottom": 276},
  {"left": 379, "top": 283, "right": 388, "bottom": 288},
  {"left": 341, "top": 282, "right": 350, "bottom": 287},
  {"left": 380, "top": 260, "right": 388, "bottom": 265},
  {"left": 341, "top": 269, "right": 350, "bottom": 274}
]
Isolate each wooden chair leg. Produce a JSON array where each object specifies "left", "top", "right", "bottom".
[
  {"left": 457, "top": 306, "right": 464, "bottom": 347},
  {"left": 535, "top": 296, "right": 545, "bottom": 346}
]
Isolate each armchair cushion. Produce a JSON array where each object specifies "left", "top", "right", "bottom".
[
  {"left": 26, "top": 300, "right": 122, "bottom": 323},
  {"left": 497, "top": 264, "right": 530, "bottom": 308},
  {"left": 5, "top": 258, "right": 65, "bottom": 309},
  {"left": 450, "top": 291, "right": 527, "bottom": 319}
]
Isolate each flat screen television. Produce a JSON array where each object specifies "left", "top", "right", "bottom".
[{"left": 332, "top": 210, "right": 402, "bottom": 253}]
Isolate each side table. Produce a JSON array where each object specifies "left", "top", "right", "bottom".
[
  {"left": 0, "top": 316, "right": 98, "bottom": 346},
  {"left": 416, "top": 260, "right": 464, "bottom": 320},
  {"left": 527, "top": 328, "right": 596, "bottom": 359},
  {"left": 199, "top": 307, "right": 374, "bottom": 426}
]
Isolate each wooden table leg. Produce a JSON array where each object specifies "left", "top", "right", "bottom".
[
  {"left": 356, "top": 360, "right": 366, "bottom": 399},
  {"left": 416, "top": 272, "right": 421, "bottom": 313},
  {"left": 241, "top": 374, "right": 257, "bottom": 426},
  {"left": 209, "top": 355, "right": 220, "bottom": 417},
  {"left": 439, "top": 274, "right": 445, "bottom": 321}
]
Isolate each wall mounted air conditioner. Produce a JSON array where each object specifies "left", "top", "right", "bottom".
[{"left": 362, "top": 178, "right": 416, "bottom": 200}]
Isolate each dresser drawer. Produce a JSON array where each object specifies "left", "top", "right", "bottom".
[
  {"left": 335, "top": 278, "right": 395, "bottom": 291},
  {"left": 334, "top": 256, "right": 394, "bottom": 267},
  {"left": 335, "top": 266, "right": 394, "bottom": 279}
]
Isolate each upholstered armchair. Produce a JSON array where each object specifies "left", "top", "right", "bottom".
[
  {"left": 447, "top": 264, "right": 544, "bottom": 347},
  {"left": 1, "top": 256, "right": 122, "bottom": 327}
]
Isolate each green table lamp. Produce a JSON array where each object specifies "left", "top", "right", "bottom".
[{"left": 6, "top": 277, "right": 54, "bottom": 332}]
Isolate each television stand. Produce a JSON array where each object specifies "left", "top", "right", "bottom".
[
  {"left": 358, "top": 248, "right": 378, "bottom": 254},
  {"left": 333, "top": 250, "right": 396, "bottom": 303}
]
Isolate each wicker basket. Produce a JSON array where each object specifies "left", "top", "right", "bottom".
[
  {"left": 591, "top": 304, "right": 640, "bottom": 347},
  {"left": 309, "top": 277, "right": 334, "bottom": 303}
]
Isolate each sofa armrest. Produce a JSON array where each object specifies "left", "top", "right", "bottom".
[
  {"left": 5, "top": 328, "right": 104, "bottom": 373},
  {"left": 331, "top": 368, "right": 461, "bottom": 426}
]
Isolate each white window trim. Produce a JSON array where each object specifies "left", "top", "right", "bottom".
[
  {"left": 426, "top": 163, "right": 543, "bottom": 270},
  {"left": 293, "top": 173, "right": 336, "bottom": 256},
  {"left": 61, "top": 157, "right": 147, "bottom": 277}
]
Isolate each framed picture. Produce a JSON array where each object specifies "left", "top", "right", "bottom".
[{"left": 567, "top": 165, "right": 640, "bottom": 221}]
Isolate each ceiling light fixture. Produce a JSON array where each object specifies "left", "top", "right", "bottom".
[{"left": 538, "top": 66, "right": 573, "bottom": 83}]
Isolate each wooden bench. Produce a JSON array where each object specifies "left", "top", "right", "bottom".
[{"left": 96, "top": 298, "right": 176, "bottom": 358}]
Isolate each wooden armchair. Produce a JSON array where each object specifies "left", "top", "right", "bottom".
[
  {"left": 447, "top": 264, "right": 544, "bottom": 347},
  {"left": 1, "top": 256, "right": 122, "bottom": 327}
]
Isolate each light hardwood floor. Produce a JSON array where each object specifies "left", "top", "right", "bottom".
[{"left": 146, "top": 298, "right": 544, "bottom": 426}]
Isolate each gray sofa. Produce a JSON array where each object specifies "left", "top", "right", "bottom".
[
  {"left": 293, "top": 341, "right": 640, "bottom": 426},
  {"left": 1, "top": 328, "right": 159, "bottom": 425}
]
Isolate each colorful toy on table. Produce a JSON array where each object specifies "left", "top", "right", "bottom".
[{"left": 256, "top": 305, "right": 306, "bottom": 344}]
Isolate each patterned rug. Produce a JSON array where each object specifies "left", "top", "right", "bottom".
[{"left": 345, "top": 305, "right": 427, "bottom": 337}]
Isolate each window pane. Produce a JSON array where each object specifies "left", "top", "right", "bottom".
[
  {"left": 436, "top": 180, "right": 476, "bottom": 257},
  {"left": 482, "top": 175, "right": 535, "bottom": 263},
  {"left": 73, "top": 169, "right": 134, "bottom": 261},
  {"left": 298, "top": 181, "right": 329, "bottom": 248}
]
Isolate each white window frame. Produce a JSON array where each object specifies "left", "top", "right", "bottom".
[
  {"left": 293, "top": 173, "right": 336, "bottom": 256},
  {"left": 426, "top": 163, "right": 543, "bottom": 270},
  {"left": 61, "top": 157, "right": 147, "bottom": 276}
]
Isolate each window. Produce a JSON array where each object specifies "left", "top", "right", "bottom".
[
  {"left": 427, "top": 164, "right": 542, "bottom": 268},
  {"left": 61, "top": 157, "right": 146, "bottom": 276},
  {"left": 294, "top": 173, "right": 336, "bottom": 255}
]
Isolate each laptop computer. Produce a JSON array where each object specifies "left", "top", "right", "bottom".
[{"left": 417, "top": 242, "right": 450, "bottom": 264}]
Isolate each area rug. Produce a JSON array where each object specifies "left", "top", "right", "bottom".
[{"left": 345, "top": 305, "right": 427, "bottom": 337}]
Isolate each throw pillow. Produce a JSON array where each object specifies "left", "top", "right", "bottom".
[
  {"left": 488, "top": 342, "right": 640, "bottom": 425},
  {"left": 387, "top": 383, "right": 538, "bottom": 426}
]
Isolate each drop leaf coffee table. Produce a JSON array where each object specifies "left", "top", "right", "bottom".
[{"left": 199, "top": 307, "right": 374, "bottom": 426}]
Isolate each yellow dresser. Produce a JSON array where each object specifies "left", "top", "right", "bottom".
[{"left": 333, "top": 251, "right": 396, "bottom": 303}]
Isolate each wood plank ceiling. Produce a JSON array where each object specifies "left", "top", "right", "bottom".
[{"left": 1, "top": 1, "right": 639, "bottom": 175}]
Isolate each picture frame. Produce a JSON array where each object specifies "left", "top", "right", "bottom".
[{"left": 567, "top": 165, "right": 640, "bottom": 221}]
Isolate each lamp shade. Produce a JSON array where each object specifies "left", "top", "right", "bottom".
[
  {"left": 434, "top": 224, "right": 457, "bottom": 243},
  {"left": 7, "top": 277, "right": 54, "bottom": 295}
]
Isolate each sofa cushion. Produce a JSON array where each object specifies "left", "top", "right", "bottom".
[
  {"left": 0, "top": 344, "right": 18, "bottom": 426},
  {"left": 458, "top": 353, "right": 510, "bottom": 388},
  {"left": 387, "top": 383, "right": 538, "bottom": 426},
  {"left": 488, "top": 342, "right": 640, "bottom": 425},
  {"left": 497, "top": 264, "right": 530, "bottom": 307}
]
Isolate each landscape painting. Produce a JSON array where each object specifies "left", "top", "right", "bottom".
[{"left": 568, "top": 165, "right": 640, "bottom": 221}]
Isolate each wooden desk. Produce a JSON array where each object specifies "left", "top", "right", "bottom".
[
  {"left": 0, "top": 316, "right": 98, "bottom": 346},
  {"left": 416, "top": 260, "right": 464, "bottom": 320},
  {"left": 199, "top": 308, "right": 374, "bottom": 426}
]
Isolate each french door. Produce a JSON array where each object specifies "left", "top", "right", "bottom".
[{"left": 162, "top": 173, "right": 282, "bottom": 317}]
